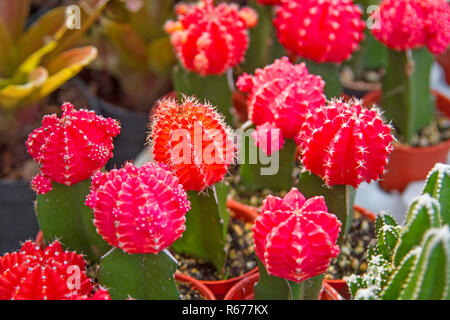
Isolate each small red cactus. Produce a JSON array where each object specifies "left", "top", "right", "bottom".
[
  {"left": 298, "top": 99, "right": 394, "bottom": 188},
  {"left": 0, "top": 240, "right": 100, "bottom": 300},
  {"left": 371, "top": 0, "right": 450, "bottom": 54},
  {"left": 273, "top": 0, "right": 365, "bottom": 63},
  {"left": 164, "top": 0, "right": 257, "bottom": 75},
  {"left": 236, "top": 57, "right": 325, "bottom": 151},
  {"left": 26, "top": 102, "right": 120, "bottom": 194},
  {"left": 252, "top": 188, "right": 341, "bottom": 283},
  {"left": 86, "top": 162, "right": 190, "bottom": 254},
  {"left": 150, "top": 97, "right": 235, "bottom": 191}
]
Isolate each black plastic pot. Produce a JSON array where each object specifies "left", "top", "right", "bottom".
[
  {"left": 0, "top": 180, "right": 38, "bottom": 253},
  {"left": 71, "top": 78, "right": 148, "bottom": 170}
]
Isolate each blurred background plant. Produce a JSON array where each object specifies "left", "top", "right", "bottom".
[
  {"left": 84, "top": 0, "right": 176, "bottom": 112},
  {"left": 0, "top": 0, "right": 109, "bottom": 180}
]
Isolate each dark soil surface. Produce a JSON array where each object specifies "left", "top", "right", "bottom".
[
  {"left": 326, "top": 210, "right": 376, "bottom": 280},
  {"left": 176, "top": 281, "right": 205, "bottom": 300},
  {"left": 173, "top": 217, "right": 257, "bottom": 281}
]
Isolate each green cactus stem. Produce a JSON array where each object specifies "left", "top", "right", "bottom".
[
  {"left": 298, "top": 59, "right": 342, "bottom": 99},
  {"left": 422, "top": 163, "right": 450, "bottom": 224},
  {"left": 242, "top": 0, "right": 284, "bottom": 73},
  {"left": 35, "top": 180, "right": 110, "bottom": 263},
  {"left": 381, "top": 48, "right": 434, "bottom": 143},
  {"left": 383, "top": 227, "right": 450, "bottom": 300},
  {"left": 297, "top": 171, "right": 355, "bottom": 239},
  {"left": 172, "top": 64, "right": 234, "bottom": 126},
  {"left": 393, "top": 194, "right": 441, "bottom": 267},
  {"left": 375, "top": 213, "right": 402, "bottom": 261},
  {"left": 171, "top": 183, "right": 229, "bottom": 272},
  {"left": 98, "top": 248, "right": 180, "bottom": 300},
  {"left": 238, "top": 130, "right": 297, "bottom": 192},
  {"left": 254, "top": 259, "right": 323, "bottom": 300}
]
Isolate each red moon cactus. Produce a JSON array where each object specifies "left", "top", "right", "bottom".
[
  {"left": 236, "top": 57, "right": 326, "bottom": 153},
  {"left": 252, "top": 188, "right": 341, "bottom": 283},
  {"left": 164, "top": 0, "right": 257, "bottom": 76},
  {"left": 26, "top": 102, "right": 120, "bottom": 194},
  {"left": 150, "top": 97, "right": 235, "bottom": 191},
  {"left": 371, "top": 0, "right": 450, "bottom": 54},
  {"left": 298, "top": 99, "right": 394, "bottom": 188},
  {"left": 273, "top": 0, "right": 365, "bottom": 63},
  {"left": 85, "top": 162, "right": 190, "bottom": 254},
  {"left": 0, "top": 241, "right": 102, "bottom": 300}
]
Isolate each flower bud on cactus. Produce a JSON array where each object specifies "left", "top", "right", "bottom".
[
  {"left": 149, "top": 96, "right": 235, "bottom": 191},
  {"left": 298, "top": 99, "right": 394, "bottom": 188},
  {"left": 236, "top": 57, "right": 326, "bottom": 146},
  {"left": 0, "top": 241, "right": 100, "bottom": 300},
  {"left": 85, "top": 162, "right": 190, "bottom": 254},
  {"left": 26, "top": 102, "right": 121, "bottom": 194},
  {"left": 164, "top": 0, "right": 257, "bottom": 75},
  {"left": 372, "top": 0, "right": 450, "bottom": 55},
  {"left": 273, "top": 0, "right": 365, "bottom": 63},
  {"left": 252, "top": 188, "right": 341, "bottom": 283}
]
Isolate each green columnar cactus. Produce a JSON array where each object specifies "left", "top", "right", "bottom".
[
  {"left": 349, "top": 164, "right": 450, "bottom": 300},
  {"left": 422, "top": 163, "right": 450, "bottom": 224},
  {"left": 381, "top": 48, "right": 435, "bottom": 143}
]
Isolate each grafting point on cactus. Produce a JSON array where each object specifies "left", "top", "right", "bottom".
[
  {"left": 149, "top": 96, "right": 235, "bottom": 191},
  {"left": 252, "top": 188, "right": 341, "bottom": 283},
  {"left": 0, "top": 240, "right": 100, "bottom": 300},
  {"left": 165, "top": 0, "right": 257, "bottom": 75},
  {"left": 86, "top": 162, "right": 190, "bottom": 254},
  {"left": 273, "top": 0, "right": 365, "bottom": 63},
  {"left": 372, "top": 0, "right": 450, "bottom": 55},
  {"left": 236, "top": 57, "right": 326, "bottom": 143},
  {"left": 299, "top": 99, "right": 394, "bottom": 188},
  {"left": 26, "top": 102, "right": 121, "bottom": 192}
]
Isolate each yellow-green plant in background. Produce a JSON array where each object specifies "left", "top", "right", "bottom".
[{"left": 0, "top": 0, "right": 110, "bottom": 109}]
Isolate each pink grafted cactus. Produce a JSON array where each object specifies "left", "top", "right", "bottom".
[
  {"left": 0, "top": 240, "right": 107, "bottom": 300},
  {"left": 26, "top": 102, "right": 120, "bottom": 194},
  {"left": 298, "top": 99, "right": 394, "bottom": 188},
  {"left": 252, "top": 188, "right": 341, "bottom": 283},
  {"left": 372, "top": 0, "right": 450, "bottom": 54},
  {"left": 236, "top": 57, "right": 325, "bottom": 152},
  {"left": 273, "top": 0, "right": 365, "bottom": 63},
  {"left": 150, "top": 97, "right": 235, "bottom": 191},
  {"left": 164, "top": 0, "right": 257, "bottom": 76},
  {"left": 86, "top": 162, "right": 190, "bottom": 254}
]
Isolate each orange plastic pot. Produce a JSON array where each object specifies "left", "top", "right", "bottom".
[
  {"left": 223, "top": 206, "right": 376, "bottom": 300},
  {"left": 363, "top": 89, "right": 450, "bottom": 192},
  {"left": 195, "top": 199, "right": 259, "bottom": 299}
]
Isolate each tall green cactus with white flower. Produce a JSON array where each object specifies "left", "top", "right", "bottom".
[{"left": 348, "top": 163, "right": 450, "bottom": 300}]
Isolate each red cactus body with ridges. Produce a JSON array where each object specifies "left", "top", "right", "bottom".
[
  {"left": 0, "top": 241, "right": 95, "bottom": 300},
  {"left": 371, "top": 0, "right": 450, "bottom": 54},
  {"left": 86, "top": 162, "right": 190, "bottom": 254},
  {"left": 273, "top": 0, "right": 365, "bottom": 63},
  {"left": 298, "top": 99, "right": 394, "bottom": 188},
  {"left": 26, "top": 103, "right": 120, "bottom": 194},
  {"left": 236, "top": 57, "right": 325, "bottom": 150},
  {"left": 252, "top": 188, "right": 341, "bottom": 283},
  {"left": 150, "top": 97, "right": 235, "bottom": 191},
  {"left": 164, "top": 0, "right": 257, "bottom": 75}
]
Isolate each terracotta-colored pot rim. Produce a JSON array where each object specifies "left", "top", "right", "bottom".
[
  {"left": 175, "top": 273, "right": 216, "bottom": 300},
  {"left": 223, "top": 272, "right": 259, "bottom": 300}
]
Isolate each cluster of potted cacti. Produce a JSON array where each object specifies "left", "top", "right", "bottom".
[{"left": 0, "top": 0, "right": 449, "bottom": 301}]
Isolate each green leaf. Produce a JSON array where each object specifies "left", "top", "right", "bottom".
[
  {"left": 254, "top": 259, "right": 291, "bottom": 300},
  {"left": 297, "top": 171, "right": 355, "bottom": 238},
  {"left": 36, "top": 180, "right": 110, "bottom": 263},
  {"left": 171, "top": 187, "right": 228, "bottom": 272},
  {"left": 238, "top": 133, "right": 297, "bottom": 192},
  {"left": 382, "top": 48, "right": 434, "bottom": 143},
  {"left": 98, "top": 248, "right": 180, "bottom": 300},
  {"left": 172, "top": 64, "right": 234, "bottom": 126}
]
